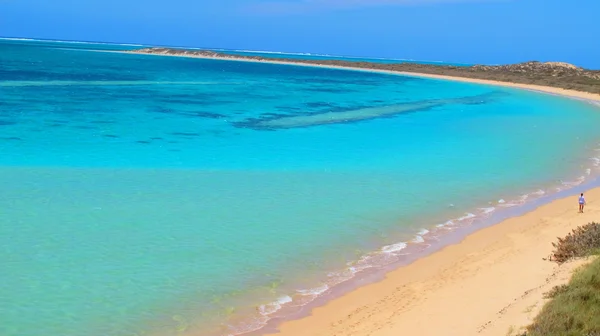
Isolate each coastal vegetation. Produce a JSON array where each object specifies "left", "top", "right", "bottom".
[
  {"left": 524, "top": 222, "right": 600, "bottom": 336},
  {"left": 130, "top": 48, "right": 600, "bottom": 94},
  {"left": 550, "top": 222, "right": 600, "bottom": 264}
]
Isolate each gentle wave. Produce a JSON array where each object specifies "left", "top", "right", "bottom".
[
  {"left": 411, "top": 235, "right": 425, "bottom": 243},
  {"left": 297, "top": 284, "right": 330, "bottom": 297},
  {"left": 457, "top": 212, "right": 476, "bottom": 222},
  {"left": 381, "top": 242, "right": 408, "bottom": 253},
  {"left": 258, "top": 295, "right": 293, "bottom": 315},
  {"left": 227, "top": 147, "right": 600, "bottom": 336},
  {"left": 478, "top": 207, "right": 496, "bottom": 215}
]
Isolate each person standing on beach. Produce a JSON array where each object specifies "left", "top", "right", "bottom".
[{"left": 579, "top": 193, "right": 586, "bottom": 213}]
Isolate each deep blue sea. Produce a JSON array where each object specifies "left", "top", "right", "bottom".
[{"left": 2, "top": 38, "right": 600, "bottom": 336}]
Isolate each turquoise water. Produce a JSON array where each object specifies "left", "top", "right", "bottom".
[{"left": 2, "top": 38, "right": 600, "bottom": 336}]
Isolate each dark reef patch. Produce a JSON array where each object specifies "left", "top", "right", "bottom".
[
  {"left": 170, "top": 132, "right": 200, "bottom": 137},
  {"left": 89, "top": 120, "right": 115, "bottom": 125},
  {"left": 305, "top": 102, "right": 335, "bottom": 108},
  {"left": 302, "top": 87, "right": 357, "bottom": 93},
  {"left": 153, "top": 107, "right": 227, "bottom": 119},
  {"left": 232, "top": 92, "right": 502, "bottom": 130},
  {"left": 44, "top": 119, "right": 69, "bottom": 124},
  {"left": 262, "top": 112, "right": 289, "bottom": 117},
  {"left": 156, "top": 96, "right": 237, "bottom": 107},
  {"left": 274, "top": 105, "right": 301, "bottom": 110},
  {"left": 180, "top": 111, "right": 225, "bottom": 119}
]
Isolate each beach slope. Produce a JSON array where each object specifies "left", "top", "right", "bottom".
[{"left": 264, "top": 188, "right": 600, "bottom": 336}]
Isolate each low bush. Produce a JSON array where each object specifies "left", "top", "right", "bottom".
[
  {"left": 550, "top": 222, "right": 600, "bottom": 264},
  {"left": 543, "top": 284, "right": 570, "bottom": 299}
]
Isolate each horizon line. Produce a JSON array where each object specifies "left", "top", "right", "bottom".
[{"left": 2, "top": 35, "right": 594, "bottom": 69}]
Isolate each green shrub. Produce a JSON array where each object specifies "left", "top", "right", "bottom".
[
  {"left": 543, "top": 284, "right": 570, "bottom": 299},
  {"left": 551, "top": 222, "right": 600, "bottom": 264}
]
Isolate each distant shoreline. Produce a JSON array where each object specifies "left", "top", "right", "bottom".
[{"left": 125, "top": 47, "right": 600, "bottom": 103}]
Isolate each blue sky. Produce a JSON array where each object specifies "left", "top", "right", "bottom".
[{"left": 2, "top": 0, "right": 599, "bottom": 68}]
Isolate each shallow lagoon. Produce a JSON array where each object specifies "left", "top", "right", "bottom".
[{"left": 2, "top": 39, "right": 600, "bottom": 335}]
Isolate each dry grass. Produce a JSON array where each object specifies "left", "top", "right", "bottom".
[
  {"left": 550, "top": 222, "right": 600, "bottom": 264},
  {"left": 523, "top": 223, "right": 600, "bottom": 336},
  {"left": 526, "top": 257, "right": 600, "bottom": 336},
  {"left": 543, "top": 284, "right": 570, "bottom": 299}
]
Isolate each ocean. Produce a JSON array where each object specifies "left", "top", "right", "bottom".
[{"left": 2, "top": 38, "right": 600, "bottom": 336}]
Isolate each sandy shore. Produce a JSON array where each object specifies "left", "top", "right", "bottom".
[{"left": 262, "top": 187, "right": 599, "bottom": 336}]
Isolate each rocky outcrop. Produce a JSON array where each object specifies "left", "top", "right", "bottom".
[
  {"left": 133, "top": 48, "right": 220, "bottom": 57},
  {"left": 473, "top": 61, "right": 600, "bottom": 81},
  {"left": 129, "top": 48, "right": 600, "bottom": 94}
]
